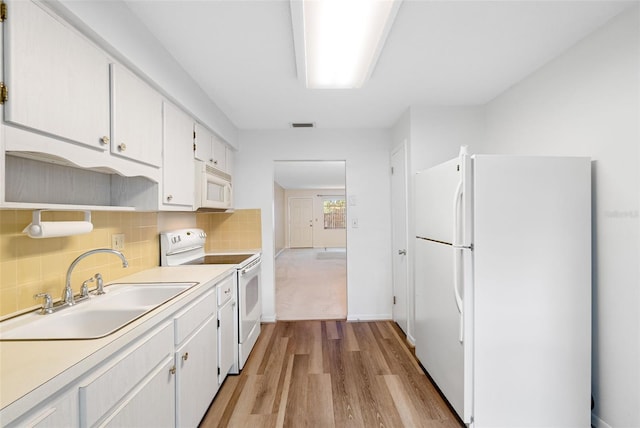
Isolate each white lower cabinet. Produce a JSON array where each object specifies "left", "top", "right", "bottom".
[
  {"left": 1, "top": 278, "right": 234, "bottom": 428},
  {"left": 175, "top": 316, "right": 218, "bottom": 427},
  {"left": 78, "top": 323, "right": 174, "bottom": 427},
  {"left": 99, "top": 357, "right": 175, "bottom": 428},
  {"left": 5, "top": 388, "right": 78, "bottom": 428},
  {"left": 217, "top": 274, "right": 236, "bottom": 384},
  {"left": 173, "top": 287, "right": 219, "bottom": 427}
]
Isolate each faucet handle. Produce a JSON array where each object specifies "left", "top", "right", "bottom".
[
  {"left": 34, "top": 293, "right": 53, "bottom": 315},
  {"left": 81, "top": 277, "right": 95, "bottom": 298},
  {"left": 94, "top": 273, "right": 105, "bottom": 295}
]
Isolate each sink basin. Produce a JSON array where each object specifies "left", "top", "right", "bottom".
[
  {"left": 96, "top": 282, "right": 197, "bottom": 309},
  {"left": 0, "top": 282, "right": 197, "bottom": 341}
]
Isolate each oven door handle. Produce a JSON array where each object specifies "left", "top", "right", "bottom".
[{"left": 241, "top": 260, "right": 261, "bottom": 276}]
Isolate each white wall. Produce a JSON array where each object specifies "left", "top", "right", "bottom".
[
  {"left": 394, "top": 106, "right": 485, "bottom": 343},
  {"left": 480, "top": 7, "right": 639, "bottom": 428},
  {"left": 273, "top": 182, "right": 286, "bottom": 256},
  {"left": 234, "top": 129, "right": 393, "bottom": 322}
]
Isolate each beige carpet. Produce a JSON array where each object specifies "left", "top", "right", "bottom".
[{"left": 275, "top": 248, "right": 347, "bottom": 320}]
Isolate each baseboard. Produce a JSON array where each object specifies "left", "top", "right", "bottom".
[
  {"left": 261, "top": 315, "right": 276, "bottom": 323},
  {"left": 346, "top": 314, "right": 393, "bottom": 322},
  {"left": 591, "top": 413, "right": 613, "bottom": 428},
  {"left": 274, "top": 248, "right": 285, "bottom": 259},
  {"left": 406, "top": 333, "right": 416, "bottom": 346}
]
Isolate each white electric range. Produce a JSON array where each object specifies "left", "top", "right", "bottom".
[{"left": 160, "top": 228, "right": 262, "bottom": 371}]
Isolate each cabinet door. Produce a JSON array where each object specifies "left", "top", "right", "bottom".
[
  {"left": 4, "top": 388, "right": 78, "bottom": 428},
  {"left": 161, "top": 102, "right": 194, "bottom": 209},
  {"left": 211, "top": 135, "right": 227, "bottom": 172},
  {"left": 175, "top": 316, "right": 218, "bottom": 428},
  {"left": 4, "top": 0, "right": 110, "bottom": 150},
  {"left": 79, "top": 323, "right": 173, "bottom": 427},
  {"left": 111, "top": 64, "right": 162, "bottom": 167},
  {"left": 101, "top": 357, "right": 175, "bottom": 428},
  {"left": 193, "top": 123, "right": 213, "bottom": 164},
  {"left": 218, "top": 298, "right": 236, "bottom": 384},
  {"left": 225, "top": 147, "right": 234, "bottom": 177}
]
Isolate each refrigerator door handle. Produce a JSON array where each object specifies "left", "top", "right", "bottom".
[
  {"left": 453, "top": 247, "right": 464, "bottom": 343},
  {"left": 453, "top": 177, "right": 465, "bottom": 343},
  {"left": 453, "top": 180, "right": 463, "bottom": 247}
]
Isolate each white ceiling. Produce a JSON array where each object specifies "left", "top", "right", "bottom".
[{"left": 124, "top": 0, "right": 634, "bottom": 130}]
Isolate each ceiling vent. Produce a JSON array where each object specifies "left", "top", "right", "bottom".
[{"left": 290, "top": 122, "right": 315, "bottom": 128}]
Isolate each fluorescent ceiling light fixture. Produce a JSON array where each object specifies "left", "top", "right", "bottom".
[{"left": 291, "top": 0, "right": 402, "bottom": 89}]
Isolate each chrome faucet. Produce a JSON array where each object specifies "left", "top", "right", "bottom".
[{"left": 63, "top": 249, "right": 128, "bottom": 305}]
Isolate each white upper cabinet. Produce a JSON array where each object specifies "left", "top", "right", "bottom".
[
  {"left": 161, "top": 101, "right": 194, "bottom": 210},
  {"left": 3, "top": 0, "right": 110, "bottom": 150},
  {"left": 211, "top": 134, "right": 227, "bottom": 172},
  {"left": 194, "top": 123, "right": 231, "bottom": 175},
  {"left": 110, "top": 63, "right": 163, "bottom": 168},
  {"left": 193, "top": 123, "right": 213, "bottom": 164}
]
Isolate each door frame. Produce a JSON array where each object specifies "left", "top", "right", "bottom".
[{"left": 391, "top": 141, "right": 410, "bottom": 334}]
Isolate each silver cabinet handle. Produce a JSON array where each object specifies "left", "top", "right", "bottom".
[
  {"left": 166, "top": 195, "right": 173, "bottom": 201},
  {"left": 118, "top": 143, "right": 127, "bottom": 152},
  {"left": 100, "top": 136, "right": 110, "bottom": 145},
  {"left": 182, "top": 352, "right": 189, "bottom": 361},
  {"left": 398, "top": 249, "right": 407, "bottom": 255}
]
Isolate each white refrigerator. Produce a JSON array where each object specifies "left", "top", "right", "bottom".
[{"left": 414, "top": 148, "right": 591, "bottom": 427}]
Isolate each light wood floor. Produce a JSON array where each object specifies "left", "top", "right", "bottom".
[
  {"left": 200, "top": 320, "right": 463, "bottom": 428},
  {"left": 275, "top": 249, "right": 347, "bottom": 320}
]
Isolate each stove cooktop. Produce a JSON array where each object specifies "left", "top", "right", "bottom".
[{"left": 183, "top": 254, "right": 255, "bottom": 265}]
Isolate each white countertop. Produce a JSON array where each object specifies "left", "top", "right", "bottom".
[{"left": 0, "top": 265, "right": 235, "bottom": 415}]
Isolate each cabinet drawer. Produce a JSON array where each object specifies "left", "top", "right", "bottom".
[
  {"left": 79, "top": 323, "right": 173, "bottom": 427},
  {"left": 217, "top": 274, "right": 235, "bottom": 306},
  {"left": 174, "top": 287, "right": 216, "bottom": 345}
]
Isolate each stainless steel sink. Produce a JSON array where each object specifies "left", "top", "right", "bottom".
[{"left": 0, "top": 282, "right": 197, "bottom": 341}]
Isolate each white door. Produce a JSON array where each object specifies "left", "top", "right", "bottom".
[
  {"left": 289, "top": 198, "right": 313, "bottom": 248},
  {"left": 390, "top": 145, "right": 408, "bottom": 333}
]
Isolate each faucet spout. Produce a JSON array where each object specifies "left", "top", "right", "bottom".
[{"left": 63, "top": 249, "right": 128, "bottom": 305}]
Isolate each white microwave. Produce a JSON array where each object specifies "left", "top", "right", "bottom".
[{"left": 194, "top": 160, "right": 233, "bottom": 210}]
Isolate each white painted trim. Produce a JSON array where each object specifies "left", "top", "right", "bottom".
[
  {"left": 261, "top": 315, "right": 277, "bottom": 323},
  {"left": 406, "top": 333, "right": 416, "bottom": 347},
  {"left": 347, "top": 314, "right": 392, "bottom": 322}
]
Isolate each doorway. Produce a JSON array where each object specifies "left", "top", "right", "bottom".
[{"left": 273, "top": 161, "right": 347, "bottom": 320}]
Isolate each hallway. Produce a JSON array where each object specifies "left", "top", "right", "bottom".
[{"left": 275, "top": 248, "right": 347, "bottom": 320}]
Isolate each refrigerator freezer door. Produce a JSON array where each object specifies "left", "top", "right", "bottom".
[
  {"left": 415, "top": 158, "right": 460, "bottom": 243},
  {"left": 471, "top": 155, "right": 591, "bottom": 427},
  {"left": 415, "top": 238, "right": 469, "bottom": 421}
]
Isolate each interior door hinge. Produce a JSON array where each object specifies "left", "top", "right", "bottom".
[
  {"left": 0, "top": 82, "right": 7, "bottom": 104},
  {"left": 217, "top": 367, "right": 221, "bottom": 375},
  {"left": 217, "top": 319, "right": 220, "bottom": 328},
  {"left": 193, "top": 142, "right": 196, "bottom": 152},
  {"left": 393, "top": 296, "right": 396, "bottom": 305},
  {"left": 1, "top": 2, "right": 7, "bottom": 22}
]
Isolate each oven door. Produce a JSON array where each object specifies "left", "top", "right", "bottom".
[{"left": 238, "top": 258, "right": 261, "bottom": 344}]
